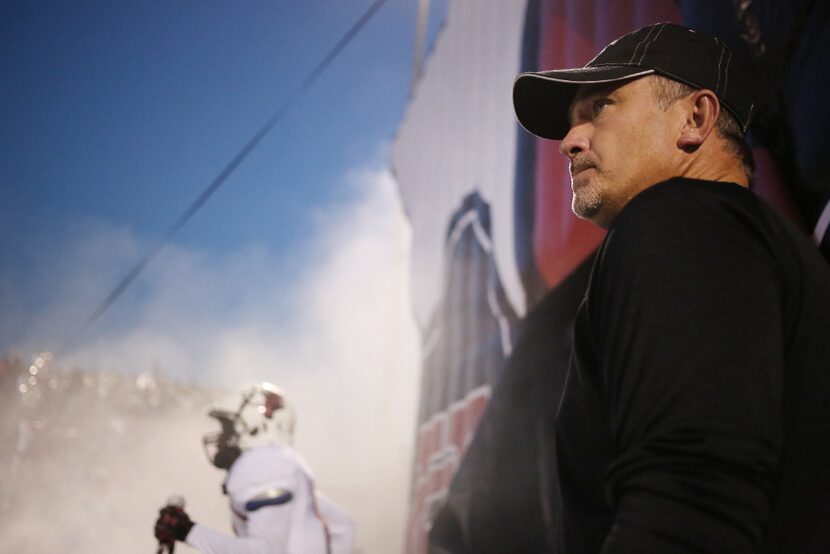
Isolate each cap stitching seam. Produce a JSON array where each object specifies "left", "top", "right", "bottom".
[
  {"left": 722, "top": 49, "right": 732, "bottom": 98},
  {"left": 636, "top": 23, "right": 666, "bottom": 65},
  {"left": 636, "top": 25, "right": 660, "bottom": 63},
  {"left": 629, "top": 25, "right": 658, "bottom": 64},
  {"left": 715, "top": 40, "right": 725, "bottom": 95},
  {"left": 589, "top": 62, "right": 653, "bottom": 68}
]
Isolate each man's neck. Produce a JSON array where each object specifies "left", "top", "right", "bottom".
[{"left": 681, "top": 144, "right": 749, "bottom": 187}]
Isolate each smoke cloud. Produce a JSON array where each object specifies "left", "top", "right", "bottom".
[{"left": 0, "top": 165, "right": 420, "bottom": 553}]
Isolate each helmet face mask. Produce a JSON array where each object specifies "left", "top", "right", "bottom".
[
  {"left": 202, "top": 382, "right": 295, "bottom": 470},
  {"left": 202, "top": 409, "right": 244, "bottom": 469}
]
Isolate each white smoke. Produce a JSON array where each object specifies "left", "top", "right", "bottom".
[{"left": 0, "top": 165, "right": 420, "bottom": 553}]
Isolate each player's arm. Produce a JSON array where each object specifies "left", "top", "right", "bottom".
[
  {"left": 593, "top": 185, "right": 782, "bottom": 553},
  {"left": 154, "top": 504, "right": 277, "bottom": 554},
  {"left": 154, "top": 488, "right": 294, "bottom": 554}
]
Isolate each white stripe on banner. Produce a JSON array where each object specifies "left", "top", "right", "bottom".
[
  {"left": 391, "top": 0, "right": 529, "bottom": 329},
  {"left": 813, "top": 199, "right": 830, "bottom": 246}
]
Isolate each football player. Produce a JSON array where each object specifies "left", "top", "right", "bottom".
[{"left": 154, "top": 382, "right": 354, "bottom": 553}]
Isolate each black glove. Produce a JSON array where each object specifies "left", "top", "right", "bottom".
[{"left": 154, "top": 505, "right": 195, "bottom": 544}]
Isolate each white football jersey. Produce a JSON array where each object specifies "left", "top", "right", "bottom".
[{"left": 186, "top": 444, "right": 354, "bottom": 554}]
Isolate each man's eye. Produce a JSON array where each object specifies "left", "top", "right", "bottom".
[{"left": 592, "top": 99, "right": 612, "bottom": 115}]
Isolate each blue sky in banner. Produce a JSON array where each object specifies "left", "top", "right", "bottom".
[{"left": 1, "top": 0, "right": 447, "bottom": 366}]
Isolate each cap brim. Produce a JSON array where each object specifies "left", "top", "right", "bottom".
[{"left": 513, "top": 66, "right": 655, "bottom": 140}]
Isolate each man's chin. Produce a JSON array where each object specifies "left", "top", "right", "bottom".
[
  {"left": 573, "top": 198, "right": 616, "bottom": 228},
  {"left": 572, "top": 196, "right": 601, "bottom": 220}
]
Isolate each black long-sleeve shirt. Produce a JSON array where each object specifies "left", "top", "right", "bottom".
[{"left": 556, "top": 178, "right": 830, "bottom": 553}]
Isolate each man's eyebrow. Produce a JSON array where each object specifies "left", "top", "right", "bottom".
[
  {"left": 568, "top": 84, "right": 620, "bottom": 125},
  {"left": 567, "top": 97, "right": 584, "bottom": 127},
  {"left": 568, "top": 93, "right": 595, "bottom": 125}
]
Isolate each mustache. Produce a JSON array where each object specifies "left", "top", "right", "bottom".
[{"left": 569, "top": 157, "right": 596, "bottom": 177}]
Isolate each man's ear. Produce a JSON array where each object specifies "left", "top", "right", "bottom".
[{"left": 677, "top": 89, "right": 719, "bottom": 150}]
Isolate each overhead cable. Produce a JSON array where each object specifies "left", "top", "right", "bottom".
[{"left": 78, "top": 0, "right": 390, "bottom": 339}]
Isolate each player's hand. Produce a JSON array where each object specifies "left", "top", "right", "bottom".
[{"left": 154, "top": 505, "right": 195, "bottom": 543}]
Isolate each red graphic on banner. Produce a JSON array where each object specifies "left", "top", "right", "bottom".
[{"left": 406, "top": 387, "right": 491, "bottom": 554}]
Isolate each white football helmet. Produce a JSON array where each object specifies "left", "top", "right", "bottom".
[{"left": 202, "top": 382, "right": 296, "bottom": 469}]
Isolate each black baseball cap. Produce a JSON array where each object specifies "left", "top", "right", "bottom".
[{"left": 513, "top": 22, "right": 754, "bottom": 140}]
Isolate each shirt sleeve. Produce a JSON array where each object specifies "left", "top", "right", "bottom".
[{"left": 591, "top": 186, "right": 784, "bottom": 553}]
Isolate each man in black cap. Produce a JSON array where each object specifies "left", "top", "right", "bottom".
[{"left": 513, "top": 23, "right": 830, "bottom": 553}]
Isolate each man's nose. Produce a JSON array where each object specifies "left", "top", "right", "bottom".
[{"left": 559, "top": 126, "right": 589, "bottom": 159}]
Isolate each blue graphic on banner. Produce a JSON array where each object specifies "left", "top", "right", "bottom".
[{"left": 406, "top": 191, "right": 518, "bottom": 554}]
